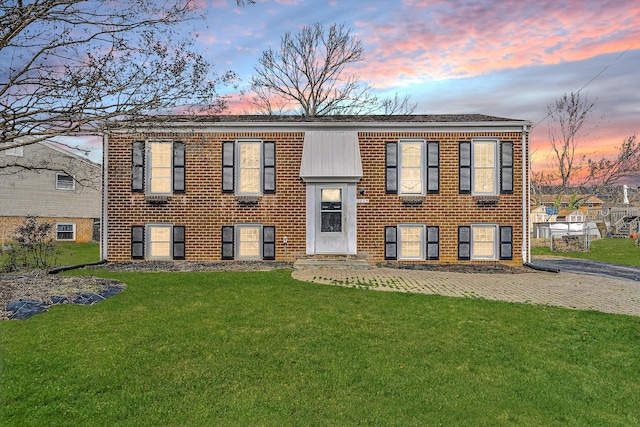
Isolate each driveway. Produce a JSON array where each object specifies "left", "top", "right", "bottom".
[
  {"left": 292, "top": 258, "right": 640, "bottom": 317},
  {"left": 530, "top": 258, "right": 640, "bottom": 282}
]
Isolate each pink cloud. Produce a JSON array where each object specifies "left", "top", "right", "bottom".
[{"left": 355, "top": 0, "right": 640, "bottom": 87}]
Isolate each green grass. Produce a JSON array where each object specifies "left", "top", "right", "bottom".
[
  {"left": 53, "top": 242, "right": 101, "bottom": 266},
  {"left": 2, "top": 269, "right": 639, "bottom": 426},
  {"left": 0, "top": 242, "right": 100, "bottom": 270},
  {"left": 532, "top": 237, "right": 640, "bottom": 266}
]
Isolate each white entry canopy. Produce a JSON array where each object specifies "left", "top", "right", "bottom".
[{"left": 299, "top": 131, "right": 363, "bottom": 182}]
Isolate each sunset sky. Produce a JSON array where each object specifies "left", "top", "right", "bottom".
[
  {"left": 79, "top": 0, "right": 640, "bottom": 175},
  {"left": 201, "top": 0, "right": 639, "bottom": 175}
]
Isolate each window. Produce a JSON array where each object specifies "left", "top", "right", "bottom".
[
  {"left": 399, "top": 225, "right": 424, "bottom": 260},
  {"left": 56, "top": 173, "right": 75, "bottom": 190},
  {"left": 221, "top": 225, "right": 276, "bottom": 260},
  {"left": 222, "top": 140, "right": 275, "bottom": 195},
  {"left": 459, "top": 140, "right": 513, "bottom": 195},
  {"left": 473, "top": 141, "right": 496, "bottom": 194},
  {"left": 56, "top": 223, "right": 75, "bottom": 241},
  {"left": 131, "top": 140, "right": 185, "bottom": 194},
  {"left": 148, "top": 142, "right": 172, "bottom": 195},
  {"left": 458, "top": 224, "right": 512, "bottom": 261},
  {"left": 148, "top": 224, "right": 172, "bottom": 259},
  {"left": 384, "top": 225, "right": 439, "bottom": 260},
  {"left": 131, "top": 224, "right": 185, "bottom": 260},
  {"left": 386, "top": 140, "right": 439, "bottom": 195},
  {"left": 320, "top": 188, "right": 342, "bottom": 232}
]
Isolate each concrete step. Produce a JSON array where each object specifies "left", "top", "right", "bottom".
[{"left": 293, "top": 258, "right": 370, "bottom": 270}]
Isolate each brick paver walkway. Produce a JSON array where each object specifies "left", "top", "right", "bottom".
[{"left": 292, "top": 267, "right": 640, "bottom": 317}]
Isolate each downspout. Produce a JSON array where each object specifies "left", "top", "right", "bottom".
[
  {"left": 101, "top": 132, "right": 108, "bottom": 261},
  {"left": 522, "top": 124, "right": 530, "bottom": 264}
]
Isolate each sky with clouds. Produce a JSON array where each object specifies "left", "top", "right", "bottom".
[
  {"left": 76, "top": 0, "right": 639, "bottom": 175},
  {"left": 197, "top": 0, "right": 639, "bottom": 174}
]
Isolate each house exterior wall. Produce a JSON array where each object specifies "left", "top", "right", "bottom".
[
  {"left": 1, "top": 141, "right": 101, "bottom": 243},
  {"left": 0, "top": 216, "right": 96, "bottom": 244},
  {"left": 0, "top": 142, "right": 101, "bottom": 219},
  {"left": 104, "top": 117, "right": 530, "bottom": 266}
]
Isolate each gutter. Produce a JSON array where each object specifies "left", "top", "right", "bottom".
[
  {"left": 101, "top": 133, "right": 108, "bottom": 261},
  {"left": 522, "top": 124, "right": 530, "bottom": 264}
]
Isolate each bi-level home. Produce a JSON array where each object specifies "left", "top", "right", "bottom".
[
  {"left": 102, "top": 115, "right": 531, "bottom": 266},
  {"left": 1, "top": 139, "right": 101, "bottom": 244}
]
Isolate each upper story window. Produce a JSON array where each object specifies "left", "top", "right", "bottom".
[
  {"left": 386, "top": 140, "right": 439, "bottom": 195},
  {"left": 56, "top": 173, "right": 75, "bottom": 190},
  {"left": 131, "top": 140, "right": 185, "bottom": 195},
  {"left": 222, "top": 140, "right": 275, "bottom": 195},
  {"left": 459, "top": 139, "right": 513, "bottom": 195}
]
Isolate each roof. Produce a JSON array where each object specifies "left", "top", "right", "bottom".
[
  {"left": 107, "top": 114, "right": 532, "bottom": 132},
  {"left": 535, "top": 194, "right": 604, "bottom": 205}
]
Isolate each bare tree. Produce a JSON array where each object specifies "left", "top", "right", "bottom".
[
  {"left": 533, "top": 92, "right": 640, "bottom": 205},
  {"left": 0, "top": 0, "right": 251, "bottom": 155},
  {"left": 247, "top": 22, "right": 415, "bottom": 116}
]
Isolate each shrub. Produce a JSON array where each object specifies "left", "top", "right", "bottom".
[{"left": 1, "top": 216, "right": 59, "bottom": 271}]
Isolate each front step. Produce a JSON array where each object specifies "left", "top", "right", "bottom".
[{"left": 293, "top": 257, "right": 370, "bottom": 270}]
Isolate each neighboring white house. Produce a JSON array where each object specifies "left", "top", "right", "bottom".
[{"left": 0, "top": 139, "right": 101, "bottom": 243}]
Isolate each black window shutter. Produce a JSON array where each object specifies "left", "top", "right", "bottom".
[
  {"left": 500, "top": 226, "right": 513, "bottom": 260},
  {"left": 173, "top": 141, "right": 185, "bottom": 193},
  {"left": 263, "top": 226, "right": 276, "bottom": 260},
  {"left": 132, "top": 141, "right": 145, "bottom": 192},
  {"left": 458, "top": 226, "right": 471, "bottom": 260},
  {"left": 459, "top": 142, "right": 471, "bottom": 194},
  {"left": 384, "top": 226, "right": 397, "bottom": 260},
  {"left": 131, "top": 226, "right": 144, "bottom": 259},
  {"left": 385, "top": 142, "right": 398, "bottom": 194},
  {"left": 222, "top": 141, "right": 234, "bottom": 193},
  {"left": 222, "top": 226, "right": 234, "bottom": 260},
  {"left": 263, "top": 141, "right": 276, "bottom": 193},
  {"left": 501, "top": 142, "right": 514, "bottom": 194},
  {"left": 427, "top": 141, "right": 439, "bottom": 193},
  {"left": 427, "top": 226, "right": 439, "bottom": 260},
  {"left": 173, "top": 226, "right": 185, "bottom": 260}
]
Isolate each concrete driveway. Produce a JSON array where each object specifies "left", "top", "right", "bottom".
[{"left": 291, "top": 258, "right": 640, "bottom": 317}]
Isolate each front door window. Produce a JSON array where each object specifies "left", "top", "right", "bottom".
[{"left": 320, "top": 188, "right": 342, "bottom": 232}]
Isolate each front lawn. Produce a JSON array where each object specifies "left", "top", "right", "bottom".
[
  {"left": 532, "top": 237, "right": 640, "bottom": 266},
  {"left": 2, "top": 269, "right": 639, "bottom": 426}
]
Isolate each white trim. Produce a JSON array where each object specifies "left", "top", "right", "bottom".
[{"left": 101, "top": 134, "right": 108, "bottom": 260}]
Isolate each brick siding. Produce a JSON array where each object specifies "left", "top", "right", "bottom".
[{"left": 105, "top": 128, "right": 528, "bottom": 266}]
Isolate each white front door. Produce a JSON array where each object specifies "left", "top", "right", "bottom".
[
  {"left": 316, "top": 185, "right": 347, "bottom": 253},
  {"left": 306, "top": 183, "right": 357, "bottom": 255}
]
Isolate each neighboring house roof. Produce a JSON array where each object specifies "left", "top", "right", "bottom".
[{"left": 534, "top": 194, "right": 604, "bottom": 206}]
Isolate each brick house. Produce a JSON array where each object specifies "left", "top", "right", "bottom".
[
  {"left": 1, "top": 139, "right": 101, "bottom": 244},
  {"left": 102, "top": 115, "right": 532, "bottom": 266}
]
